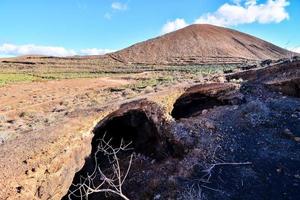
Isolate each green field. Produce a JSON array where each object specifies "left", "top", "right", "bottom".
[{"left": 0, "top": 62, "right": 239, "bottom": 87}]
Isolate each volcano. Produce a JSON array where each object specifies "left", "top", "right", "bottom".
[{"left": 109, "top": 24, "right": 294, "bottom": 65}]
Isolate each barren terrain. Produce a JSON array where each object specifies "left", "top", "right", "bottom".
[{"left": 0, "top": 25, "right": 299, "bottom": 200}]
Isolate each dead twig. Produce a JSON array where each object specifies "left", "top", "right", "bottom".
[
  {"left": 67, "top": 134, "right": 133, "bottom": 200},
  {"left": 196, "top": 146, "right": 252, "bottom": 194}
]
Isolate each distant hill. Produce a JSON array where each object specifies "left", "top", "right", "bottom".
[{"left": 109, "top": 24, "right": 294, "bottom": 65}]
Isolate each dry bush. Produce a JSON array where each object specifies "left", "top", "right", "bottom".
[
  {"left": 178, "top": 185, "right": 206, "bottom": 200},
  {"left": 67, "top": 135, "right": 133, "bottom": 200},
  {"left": 195, "top": 146, "right": 252, "bottom": 194}
]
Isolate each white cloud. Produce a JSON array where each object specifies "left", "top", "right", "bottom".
[
  {"left": 80, "top": 48, "right": 114, "bottom": 55},
  {"left": 105, "top": 2, "right": 128, "bottom": 20},
  {"left": 161, "top": 0, "right": 290, "bottom": 34},
  {"left": 0, "top": 43, "right": 114, "bottom": 57},
  {"left": 161, "top": 18, "right": 189, "bottom": 34},
  {"left": 0, "top": 44, "right": 76, "bottom": 57},
  {"left": 195, "top": 0, "right": 290, "bottom": 26},
  {"left": 111, "top": 2, "right": 128, "bottom": 11},
  {"left": 289, "top": 47, "right": 300, "bottom": 53}
]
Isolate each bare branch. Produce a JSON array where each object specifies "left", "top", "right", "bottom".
[{"left": 67, "top": 136, "right": 133, "bottom": 200}]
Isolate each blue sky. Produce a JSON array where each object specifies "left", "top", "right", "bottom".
[{"left": 0, "top": 0, "right": 299, "bottom": 57}]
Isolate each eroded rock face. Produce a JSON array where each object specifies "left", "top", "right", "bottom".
[
  {"left": 0, "top": 117, "right": 94, "bottom": 200},
  {"left": 266, "top": 78, "right": 300, "bottom": 98},
  {"left": 226, "top": 59, "right": 300, "bottom": 99},
  {"left": 226, "top": 59, "right": 300, "bottom": 83}
]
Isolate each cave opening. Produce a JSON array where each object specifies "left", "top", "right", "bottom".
[
  {"left": 267, "top": 78, "right": 300, "bottom": 98},
  {"left": 171, "top": 93, "right": 227, "bottom": 119},
  {"left": 91, "top": 110, "right": 165, "bottom": 159},
  {"left": 63, "top": 109, "right": 169, "bottom": 200}
]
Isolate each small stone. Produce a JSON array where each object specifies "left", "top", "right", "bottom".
[
  {"left": 276, "top": 168, "right": 282, "bottom": 173},
  {"left": 168, "top": 176, "right": 176, "bottom": 184},
  {"left": 144, "top": 86, "right": 154, "bottom": 94},
  {"left": 52, "top": 106, "right": 66, "bottom": 113},
  {"left": 294, "top": 137, "right": 300, "bottom": 142},
  {"left": 217, "top": 76, "right": 227, "bottom": 83},
  {"left": 192, "top": 148, "right": 202, "bottom": 155},
  {"left": 238, "top": 78, "right": 244, "bottom": 83},
  {"left": 233, "top": 105, "right": 239, "bottom": 110},
  {"left": 205, "top": 121, "right": 216, "bottom": 130},
  {"left": 122, "top": 88, "right": 136, "bottom": 97},
  {"left": 283, "top": 129, "right": 293, "bottom": 137},
  {"left": 154, "top": 194, "right": 161, "bottom": 200},
  {"left": 202, "top": 109, "right": 208, "bottom": 114},
  {"left": 294, "top": 174, "right": 300, "bottom": 179}
]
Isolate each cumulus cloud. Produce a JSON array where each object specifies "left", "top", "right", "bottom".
[
  {"left": 161, "top": 0, "right": 290, "bottom": 34},
  {"left": 0, "top": 44, "right": 76, "bottom": 57},
  {"left": 161, "top": 18, "right": 188, "bottom": 34},
  {"left": 195, "top": 0, "right": 290, "bottom": 26},
  {"left": 80, "top": 48, "right": 114, "bottom": 55},
  {"left": 105, "top": 2, "right": 128, "bottom": 19},
  {"left": 0, "top": 43, "right": 113, "bottom": 57},
  {"left": 111, "top": 2, "right": 128, "bottom": 11}
]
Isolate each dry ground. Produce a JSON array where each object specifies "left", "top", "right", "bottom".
[
  {"left": 0, "top": 56, "right": 238, "bottom": 143},
  {"left": 3, "top": 56, "right": 289, "bottom": 199},
  {"left": 0, "top": 77, "right": 131, "bottom": 142}
]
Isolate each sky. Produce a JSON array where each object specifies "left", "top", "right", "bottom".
[{"left": 0, "top": 0, "right": 299, "bottom": 57}]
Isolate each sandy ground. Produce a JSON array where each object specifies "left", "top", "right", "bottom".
[
  {"left": 0, "top": 77, "right": 129, "bottom": 115},
  {"left": 0, "top": 77, "right": 131, "bottom": 142}
]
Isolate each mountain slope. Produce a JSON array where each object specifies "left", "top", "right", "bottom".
[{"left": 109, "top": 24, "right": 293, "bottom": 65}]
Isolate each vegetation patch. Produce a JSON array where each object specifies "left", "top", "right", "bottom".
[{"left": 0, "top": 73, "right": 40, "bottom": 86}]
